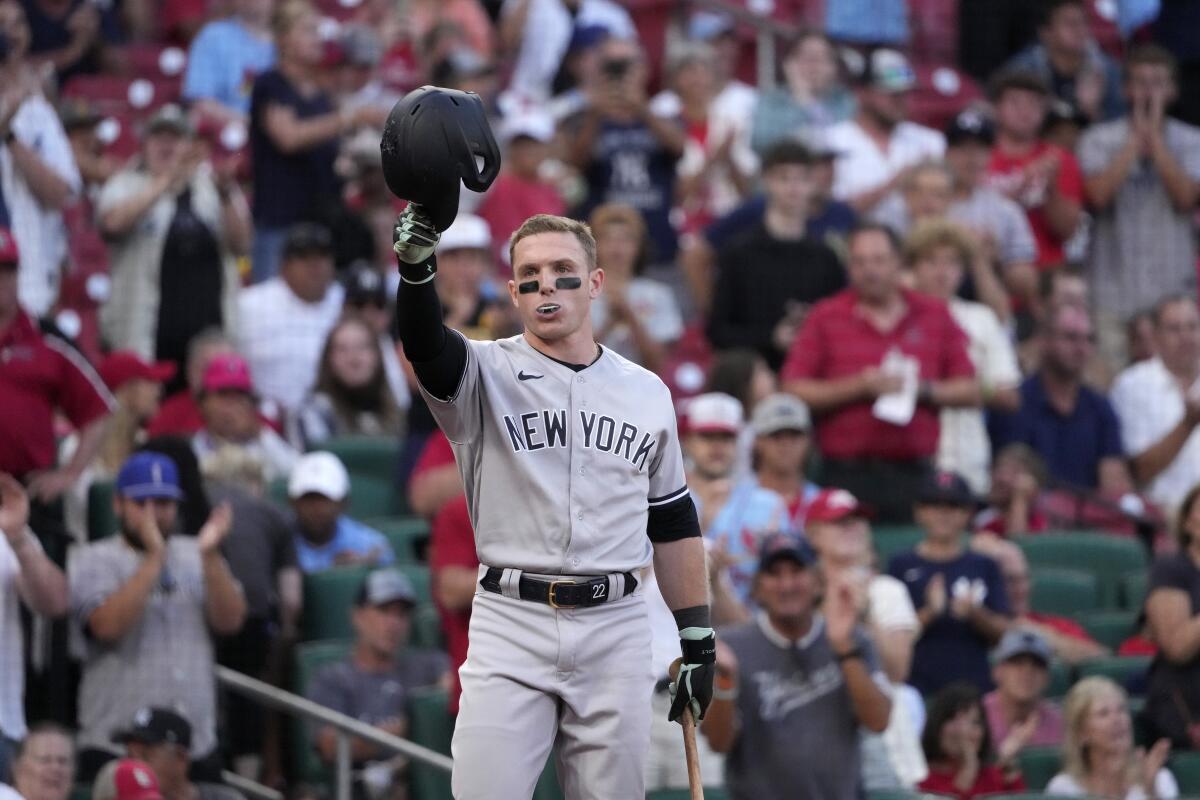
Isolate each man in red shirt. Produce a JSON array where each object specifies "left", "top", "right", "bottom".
[
  {"left": 986, "top": 71, "right": 1085, "bottom": 276},
  {"left": 428, "top": 494, "right": 478, "bottom": 713},
  {"left": 783, "top": 223, "right": 978, "bottom": 522},
  {"left": 0, "top": 229, "right": 111, "bottom": 502}
]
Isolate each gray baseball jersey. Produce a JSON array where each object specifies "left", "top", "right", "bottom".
[{"left": 420, "top": 331, "right": 689, "bottom": 575}]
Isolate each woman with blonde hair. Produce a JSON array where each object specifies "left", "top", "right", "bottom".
[{"left": 1047, "top": 676, "right": 1177, "bottom": 798}]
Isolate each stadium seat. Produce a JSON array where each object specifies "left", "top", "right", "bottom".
[
  {"left": 345, "top": 474, "right": 402, "bottom": 519},
  {"left": 87, "top": 480, "right": 116, "bottom": 540},
  {"left": 1014, "top": 533, "right": 1149, "bottom": 607},
  {"left": 291, "top": 639, "right": 353, "bottom": 782},
  {"left": 1122, "top": 570, "right": 1150, "bottom": 611},
  {"left": 874, "top": 526, "right": 927, "bottom": 567},
  {"left": 302, "top": 565, "right": 372, "bottom": 640},
  {"left": 1047, "top": 659, "right": 1073, "bottom": 698},
  {"left": 1077, "top": 609, "right": 1139, "bottom": 651},
  {"left": 320, "top": 436, "right": 400, "bottom": 475},
  {"left": 411, "top": 603, "right": 444, "bottom": 650},
  {"left": 865, "top": 792, "right": 951, "bottom": 800},
  {"left": 533, "top": 759, "right": 564, "bottom": 800},
  {"left": 1018, "top": 745, "right": 1062, "bottom": 790},
  {"left": 1030, "top": 567, "right": 1099, "bottom": 616},
  {"left": 396, "top": 563, "right": 432, "bottom": 605},
  {"left": 1077, "top": 655, "right": 1153, "bottom": 693},
  {"left": 1168, "top": 752, "right": 1200, "bottom": 794},
  {"left": 407, "top": 687, "right": 454, "bottom": 800},
  {"left": 366, "top": 516, "right": 431, "bottom": 563},
  {"left": 647, "top": 788, "right": 730, "bottom": 800}
]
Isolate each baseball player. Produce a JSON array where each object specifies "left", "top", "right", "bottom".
[{"left": 393, "top": 206, "right": 714, "bottom": 799}]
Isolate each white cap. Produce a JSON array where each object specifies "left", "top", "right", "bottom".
[
  {"left": 438, "top": 214, "right": 492, "bottom": 253},
  {"left": 288, "top": 451, "right": 350, "bottom": 501},
  {"left": 500, "top": 110, "right": 555, "bottom": 144},
  {"left": 686, "top": 392, "right": 744, "bottom": 434}
]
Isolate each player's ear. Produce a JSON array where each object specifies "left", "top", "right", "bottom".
[
  {"left": 507, "top": 279, "right": 519, "bottom": 308},
  {"left": 589, "top": 267, "right": 604, "bottom": 299}
]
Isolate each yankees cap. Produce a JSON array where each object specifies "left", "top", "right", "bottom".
[{"left": 112, "top": 706, "right": 193, "bottom": 749}]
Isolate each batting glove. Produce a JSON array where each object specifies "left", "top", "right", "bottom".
[
  {"left": 669, "top": 627, "right": 716, "bottom": 723},
  {"left": 393, "top": 203, "right": 440, "bottom": 282}
]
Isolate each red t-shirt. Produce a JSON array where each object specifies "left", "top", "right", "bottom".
[
  {"left": 1026, "top": 611, "right": 1097, "bottom": 643},
  {"left": 475, "top": 172, "right": 565, "bottom": 270},
  {"left": 0, "top": 312, "right": 112, "bottom": 477},
  {"left": 429, "top": 494, "right": 478, "bottom": 713},
  {"left": 781, "top": 289, "right": 975, "bottom": 461},
  {"left": 919, "top": 765, "right": 1026, "bottom": 799},
  {"left": 986, "top": 141, "right": 1083, "bottom": 269}
]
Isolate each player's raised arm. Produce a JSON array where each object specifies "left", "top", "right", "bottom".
[{"left": 393, "top": 204, "right": 468, "bottom": 401}]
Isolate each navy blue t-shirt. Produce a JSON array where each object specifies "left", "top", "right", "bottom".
[
  {"left": 249, "top": 69, "right": 340, "bottom": 229},
  {"left": 704, "top": 194, "right": 857, "bottom": 252},
  {"left": 888, "top": 548, "right": 1011, "bottom": 695},
  {"left": 576, "top": 119, "right": 679, "bottom": 263},
  {"left": 987, "top": 374, "right": 1124, "bottom": 490}
]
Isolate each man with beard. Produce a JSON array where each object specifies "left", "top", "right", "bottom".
[{"left": 68, "top": 452, "right": 245, "bottom": 781}]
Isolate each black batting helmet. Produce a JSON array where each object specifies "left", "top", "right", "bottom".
[{"left": 379, "top": 86, "right": 502, "bottom": 232}]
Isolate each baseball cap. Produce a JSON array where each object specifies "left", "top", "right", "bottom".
[
  {"left": 751, "top": 394, "right": 811, "bottom": 436},
  {"left": 0, "top": 227, "right": 20, "bottom": 266},
  {"left": 59, "top": 97, "right": 102, "bottom": 132},
  {"left": 341, "top": 261, "right": 388, "bottom": 308},
  {"left": 145, "top": 104, "right": 193, "bottom": 137},
  {"left": 805, "top": 488, "right": 864, "bottom": 524},
  {"left": 757, "top": 532, "right": 817, "bottom": 572},
  {"left": 992, "top": 628, "right": 1053, "bottom": 667},
  {"left": 112, "top": 707, "right": 193, "bottom": 749},
  {"left": 945, "top": 109, "right": 995, "bottom": 146},
  {"left": 863, "top": 48, "right": 916, "bottom": 93},
  {"left": 92, "top": 760, "right": 163, "bottom": 800},
  {"left": 438, "top": 214, "right": 491, "bottom": 253},
  {"left": 916, "top": 470, "right": 976, "bottom": 507},
  {"left": 281, "top": 223, "right": 333, "bottom": 260},
  {"left": 500, "top": 111, "right": 555, "bottom": 145},
  {"left": 116, "top": 452, "right": 185, "bottom": 501},
  {"left": 288, "top": 451, "right": 350, "bottom": 501},
  {"left": 686, "top": 393, "right": 743, "bottom": 435},
  {"left": 355, "top": 568, "right": 417, "bottom": 607},
  {"left": 201, "top": 353, "right": 254, "bottom": 394},
  {"left": 99, "top": 351, "right": 177, "bottom": 392}
]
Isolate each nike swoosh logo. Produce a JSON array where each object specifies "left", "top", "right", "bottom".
[{"left": 518, "top": 371, "right": 544, "bottom": 381}]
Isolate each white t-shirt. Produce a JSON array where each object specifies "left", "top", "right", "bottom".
[
  {"left": 235, "top": 279, "right": 345, "bottom": 413},
  {"left": 828, "top": 119, "right": 945, "bottom": 205},
  {"left": 868, "top": 573, "right": 918, "bottom": 633},
  {"left": 1045, "top": 769, "right": 1178, "bottom": 799},
  {"left": 0, "top": 536, "right": 26, "bottom": 741},
  {"left": 1110, "top": 357, "right": 1200, "bottom": 512},
  {"left": 0, "top": 783, "right": 25, "bottom": 800},
  {"left": 938, "top": 299, "right": 1021, "bottom": 494}
]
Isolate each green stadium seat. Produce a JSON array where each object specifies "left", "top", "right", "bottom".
[
  {"left": 533, "top": 758, "right": 564, "bottom": 800},
  {"left": 396, "top": 563, "right": 432, "bottom": 605},
  {"left": 1122, "top": 570, "right": 1150, "bottom": 611},
  {"left": 1029, "top": 567, "right": 1099, "bottom": 616},
  {"left": 1047, "top": 659, "right": 1073, "bottom": 698},
  {"left": 1015, "top": 533, "right": 1149, "bottom": 608},
  {"left": 1170, "top": 752, "right": 1200, "bottom": 795},
  {"left": 292, "top": 639, "right": 353, "bottom": 782},
  {"left": 366, "top": 516, "right": 431, "bottom": 563},
  {"left": 873, "top": 526, "right": 927, "bottom": 567},
  {"left": 87, "top": 480, "right": 116, "bottom": 540},
  {"left": 411, "top": 603, "right": 444, "bottom": 650},
  {"left": 1077, "top": 610, "right": 1139, "bottom": 650},
  {"left": 1077, "top": 655, "right": 1152, "bottom": 693},
  {"left": 344, "top": 475, "right": 402, "bottom": 520},
  {"left": 70, "top": 784, "right": 90, "bottom": 800},
  {"left": 319, "top": 437, "right": 407, "bottom": 517},
  {"left": 267, "top": 477, "right": 289, "bottom": 509},
  {"left": 302, "top": 565, "right": 372, "bottom": 641},
  {"left": 647, "top": 788, "right": 730, "bottom": 800},
  {"left": 1017, "top": 746, "right": 1062, "bottom": 790},
  {"left": 407, "top": 687, "right": 454, "bottom": 800}
]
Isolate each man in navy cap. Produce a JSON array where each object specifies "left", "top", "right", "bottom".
[
  {"left": 701, "top": 533, "right": 892, "bottom": 800},
  {"left": 68, "top": 452, "right": 246, "bottom": 781},
  {"left": 112, "top": 708, "right": 243, "bottom": 800}
]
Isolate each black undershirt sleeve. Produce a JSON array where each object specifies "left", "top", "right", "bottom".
[
  {"left": 647, "top": 494, "right": 702, "bottom": 543},
  {"left": 395, "top": 256, "right": 467, "bottom": 401}
]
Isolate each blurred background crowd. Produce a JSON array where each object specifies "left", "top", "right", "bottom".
[{"left": 3, "top": 0, "right": 1200, "bottom": 797}]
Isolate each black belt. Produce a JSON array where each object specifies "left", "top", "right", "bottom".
[{"left": 480, "top": 567, "right": 638, "bottom": 609}]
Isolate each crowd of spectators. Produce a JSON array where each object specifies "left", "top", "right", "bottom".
[{"left": 2, "top": 0, "right": 1200, "bottom": 797}]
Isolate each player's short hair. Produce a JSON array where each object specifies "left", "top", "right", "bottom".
[
  {"left": 508, "top": 215, "right": 597, "bottom": 271},
  {"left": 1123, "top": 43, "right": 1179, "bottom": 84},
  {"left": 903, "top": 219, "right": 976, "bottom": 268}
]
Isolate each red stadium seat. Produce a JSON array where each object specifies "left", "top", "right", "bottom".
[
  {"left": 61, "top": 75, "right": 177, "bottom": 117},
  {"left": 94, "top": 112, "right": 143, "bottom": 161},
  {"left": 118, "top": 43, "right": 189, "bottom": 80}
]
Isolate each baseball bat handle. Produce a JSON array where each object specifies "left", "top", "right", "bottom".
[{"left": 681, "top": 708, "right": 704, "bottom": 800}]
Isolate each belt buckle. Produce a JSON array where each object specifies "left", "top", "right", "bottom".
[{"left": 547, "top": 580, "right": 576, "bottom": 609}]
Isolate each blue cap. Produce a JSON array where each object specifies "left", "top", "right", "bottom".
[
  {"left": 116, "top": 452, "right": 184, "bottom": 501},
  {"left": 757, "top": 532, "right": 817, "bottom": 572}
]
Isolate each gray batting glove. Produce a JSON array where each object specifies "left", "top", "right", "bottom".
[{"left": 393, "top": 203, "right": 440, "bottom": 282}]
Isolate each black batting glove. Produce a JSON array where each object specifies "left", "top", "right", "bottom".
[
  {"left": 393, "top": 203, "right": 440, "bottom": 283},
  {"left": 668, "top": 626, "right": 716, "bottom": 722}
]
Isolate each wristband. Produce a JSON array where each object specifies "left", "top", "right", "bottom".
[
  {"left": 712, "top": 685, "right": 738, "bottom": 701},
  {"left": 834, "top": 646, "right": 863, "bottom": 663}
]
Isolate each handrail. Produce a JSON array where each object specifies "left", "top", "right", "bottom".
[
  {"left": 215, "top": 666, "right": 453, "bottom": 800},
  {"left": 676, "top": 0, "right": 799, "bottom": 91},
  {"left": 220, "top": 771, "right": 283, "bottom": 800}
]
